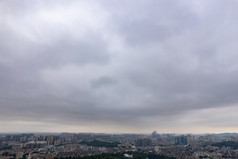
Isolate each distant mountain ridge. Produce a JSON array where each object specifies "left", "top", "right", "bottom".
[{"left": 214, "top": 133, "right": 238, "bottom": 137}]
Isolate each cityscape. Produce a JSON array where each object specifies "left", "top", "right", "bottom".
[
  {"left": 1, "top": 0, "right": 238, "bottom": 159},
  {"left": 1, "top": 132, "right": 238, "bottom": 159}
]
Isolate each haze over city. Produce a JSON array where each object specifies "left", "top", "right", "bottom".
[{"left": 1, "top": 0, "right": 238, "bottom": 134}]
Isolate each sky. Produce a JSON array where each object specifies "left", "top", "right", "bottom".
[{"left": 1, "top": 0, "right": 238, "bottom": 134}]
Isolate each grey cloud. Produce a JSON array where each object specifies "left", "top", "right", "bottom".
[
  {"left": 91, "top": 76, "right": 117, "bottom": 88},
  {"left": 1, "top": 0, "right": 238, "bottom": 133},
  {"left": 105, "top": 1, "right": 198, "bottom": 46}
]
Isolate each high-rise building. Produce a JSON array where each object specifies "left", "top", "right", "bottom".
[
  {"left": 151, "top": 131, "right": 160, "bottom": 138},
  {"left": 46, "top": 136, "right": 60, "bottom": 145},
  {"left": 135, "top": 138, "right": 152, "bottom": 147},
  {"left": 175, "top": 136, "right": 187, "bottom": 145},
  {"left": 25, "top": 141, "right": 47, "bottom": 149}
]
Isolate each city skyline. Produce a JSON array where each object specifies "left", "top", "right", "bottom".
[{"left": 1, "top": 0, "right": 238, "bottom": 133}]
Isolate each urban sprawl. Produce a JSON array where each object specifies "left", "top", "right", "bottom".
[{"left": 1, "top": 132, "right": 238, "bottom": 159}]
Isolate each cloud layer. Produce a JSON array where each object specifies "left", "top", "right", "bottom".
[{"left": 1, "top": 0, "right": 238, "bottom": 133}]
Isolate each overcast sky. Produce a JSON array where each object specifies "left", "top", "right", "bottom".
[{"left": 1, "top": 0, "right": 238, "bottom": 134}]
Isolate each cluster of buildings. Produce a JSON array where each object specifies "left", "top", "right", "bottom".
[{"left": 1, "top": 132, "right": 238, "bottom": 159}]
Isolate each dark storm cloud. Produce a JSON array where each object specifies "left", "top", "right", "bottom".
[{"left": 1, "top": 0, "right": 238, "bottom": 133}]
